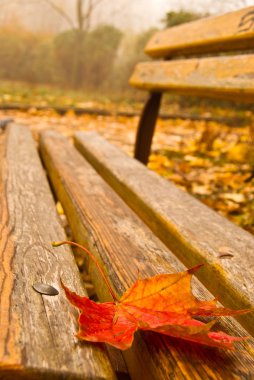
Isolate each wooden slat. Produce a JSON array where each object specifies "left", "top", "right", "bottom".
[
  {"left": 130, "top": 55, "right": 254, "bottom": 102},
  {"left": 39, "top": 130, "right": 254, "bottom": 380},
  {"left": 74, "top": 131, "right": 254, "bottom": 336},
  {"left": 145, "top": 6, "right": 254, "bottom": 57},
  {"left": 0, "top": 124, "right": 116, "bottom": 379}
]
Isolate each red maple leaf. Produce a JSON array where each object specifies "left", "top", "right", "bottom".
[{"left": 53, "top": 241, "right": 249, "bottom": 350}]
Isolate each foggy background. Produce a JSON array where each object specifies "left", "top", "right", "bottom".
[
  {"left": 0, "top": 0, "right": 252, "bottom": 93},
  {"left": 0, "top": 0, "right": 252, "bottom": 32}
]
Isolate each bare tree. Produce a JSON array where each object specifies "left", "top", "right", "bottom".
[
  {"left": 37, "top": 0, "right": 107, "bottom": 87},
  {"left": 42, "top": 0, "right": 105, "bottom": 31},
  {"left": 0, "top": 0, "right": 107, "bottom": 31}
]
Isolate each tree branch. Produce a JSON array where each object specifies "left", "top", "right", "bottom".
[
  {"left": 43, "top": 0, "right": 75, "bottom": 29},
  {"left": 81, "top": 0, "right": 105, "bottom": 31}
]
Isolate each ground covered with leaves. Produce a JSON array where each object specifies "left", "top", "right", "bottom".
[{"left": 0, "top": 85, "right": 253, "bottom": 235}]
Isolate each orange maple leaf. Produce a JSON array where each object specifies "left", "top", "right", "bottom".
[{"left": 53, "top": 241, "right": 249, "bottom": 351}]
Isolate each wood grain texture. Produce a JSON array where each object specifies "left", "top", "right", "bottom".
[
  {"left": 73, "top": 131, "right": 254, "bottom": 337},
  {"left": 0, "top": 124, "right": 116, "bottom": 379},
  {"left": 145, "top": 6, "right": 254, "bottom": 57},
  {"left": 130, "top": 55, "right": 254, "bottom": 102},
  {"left": 39, "top": 130, "right": 254, "bottom": 380}
]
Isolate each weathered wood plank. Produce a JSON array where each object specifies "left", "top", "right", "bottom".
[
  {"left": 145, "top": 6, "right": 254, "bottom": 57},
  {"left": 74, "top": 131, "right": 254, "bottom": 336},
  {"left": 130, "top": 55, "right": 254, "bottom": 102},
  {"left": 0, "top": 124, "right": 116, "bottom": 379},
  {"left": 40, "top": 130, "right": 254, "bottom": 380}
]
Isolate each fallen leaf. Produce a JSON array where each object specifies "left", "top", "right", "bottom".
[
  {"left": 220, "top": 193, "right": 245, "bottom": 203},
  {"left": 227, "top": 144, "right": 249, "bottom": 162},
  {"left": 53, "top": 241, "right": 249, "bottom": 351},
  {"left": 56, "top": 201, "right": 64, "bottom": 215},
  {"left": 192, "top": 184, "right": 211, "bottom": 195}
]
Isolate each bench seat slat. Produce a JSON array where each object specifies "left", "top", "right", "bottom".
[
  {"left": 74, "top": 131, "right": 254, "bottom": 336},
  {"left": 39, "top": 130, "right": 254, "bottom": 380},
  {"left": 0, "top": 125, "right": 116, "bottom": 379},
  {"left": 130, "top": 55, "right": 254, "bottom": 101},
  {"left": 145, "top": 6, "right": 254, "bottom": 58}
]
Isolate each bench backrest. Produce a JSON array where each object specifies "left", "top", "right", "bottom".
[
  {"left": 146, "top": 7, "right": 254, "bottom": 57},
  {"left": 130, "top": 6, "right": 254, "bottom": 102}
]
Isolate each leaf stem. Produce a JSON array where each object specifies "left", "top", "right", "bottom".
[{"left": 52, "top": 240, "right": 118, "bottom": 302}]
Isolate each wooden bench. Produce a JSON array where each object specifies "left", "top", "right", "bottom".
[
  {"left": 2, "top": 122, "right": 254, "bottom": 379},
  {"left": 130, "top": 6, "right": 254, "bottom": 164},
  {"left": 1, "top": 7, "right": 254, "bottom": 379}
]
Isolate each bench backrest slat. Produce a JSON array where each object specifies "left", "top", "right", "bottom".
[
  {"left": 146, "top": 6, "right": 254, "bottom": 58},
  {"left": 0, "top": 124, "right": 115, "bottom": 379},
  {"left": 39, "top": 130, "right": 254, "bottom": 379},
  {"left": 130, "top": 54, "right": 254, "bottom": 101}
]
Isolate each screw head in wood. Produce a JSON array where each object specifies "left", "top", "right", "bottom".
[{"left": 33, "top": 283, "right": 59, "bottom": 296}]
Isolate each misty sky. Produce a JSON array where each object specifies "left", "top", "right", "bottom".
[
  {"left": 0, "top": 0, "right": 253, "bottom": 32},
  {"left": 99, "top": 0, "right": 253, "bottom": 32}
]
